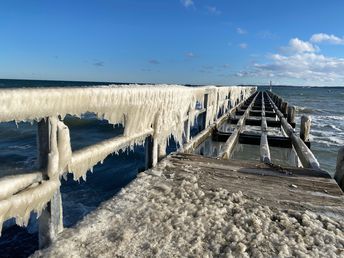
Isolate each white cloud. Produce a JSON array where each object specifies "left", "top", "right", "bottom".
[
  {"left": 236, "top": 28, "right": 247, "bottom": 35},
  {"left": 310, "top": 33, "right": 344, "bottom": 45},
  {"left": 206, "top": 6, "right": 221, "bottom": 15},
  {"left": 236, "top": 36, "right": 344, "bottom": 85},
  {"left": 181, "top": 0, "right": 194, "bottom": 8},
  {"left": 282, "top": 38, "right": 317, "bottom": 53},
  {"left": 239, "top": 43, "right": 248, "bottom": 49}
]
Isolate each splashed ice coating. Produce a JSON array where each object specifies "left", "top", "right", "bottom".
[{"left": 0, "top": 84, "right": 255, "bottom": 234}]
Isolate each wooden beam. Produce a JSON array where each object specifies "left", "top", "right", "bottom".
[
  {"left": 260, "top": 92, "right": 271, "bottom": 163},
  {"left": 266, "top": 93, "right": 321, "bottom": 170},
  {"left": 218, "top": 92, "right": 258, "bottom": 159},
  {"left": 212, "top": 131, "right": 292, "bottom": 148}
]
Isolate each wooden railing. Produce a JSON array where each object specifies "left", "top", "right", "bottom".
[{"left": 0, "top": 84, "right": 256, "bottom": 248}]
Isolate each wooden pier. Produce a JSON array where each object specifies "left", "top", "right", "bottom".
[{"left": 0, "top": 85, "right": 343, "bottom": 257}]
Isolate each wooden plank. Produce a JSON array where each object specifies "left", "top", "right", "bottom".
[
  {"left": 230, "top": 118, "right": 284, "bottom": 128},
  {"left": 183, "top": 94, "right": 256, "bottom": 154},
  {"left": 218, "top": 93, "right": 259, "bottom": 159},
  {"left": 212, "top": 131, "right": 293, "bottom": 148},
  {"left": 167, "top": 153, "right": 343, "bottom": 214},
  {"left": 260, "top": 92, "right": 271, "bottom": 163}
]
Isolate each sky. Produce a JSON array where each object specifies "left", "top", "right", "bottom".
[{"left": 1, "top": 0, "right": 344, "bottom": 86}]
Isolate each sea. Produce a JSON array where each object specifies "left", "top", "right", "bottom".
[{"left": 0, "top": 79, "right": 343, "bottom": 257}]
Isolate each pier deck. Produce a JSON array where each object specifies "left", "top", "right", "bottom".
[{"left": 33, "top": 153, "right": 344, "bottom": 257}]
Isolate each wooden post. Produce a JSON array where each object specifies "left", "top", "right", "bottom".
[
  {"left": 202, "top": 94, "right": 209, "bottom": 130},
  {"left": 38, "top": 117, "right": 63, "bottom": 249},
  {"left": 334, "top": 147, "right": 344, "bottom": 190},
  {"left": 281, "top": 102, "right": 288, "bottom": 116},
  {"left": 300, "top": 115, "right": 311, "bottom": 142},
  {"left": 287, "top": 106, "right": 296, "bottom": 124},
  {"left": 184, "top": 107, "right": 191, "bottom": 143},
  {"left": 144, "top": 135, "right": 154, "bottom": 169}
]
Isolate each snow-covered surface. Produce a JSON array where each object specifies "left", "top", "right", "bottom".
[{"left": 32, "top": 159, "right": 344, "bottom": 258}]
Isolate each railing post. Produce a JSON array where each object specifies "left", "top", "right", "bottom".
[
  {"left": 334, "top": 147, "right": 344, "bottom": 191},
  {"left": 144, "top": 135, "right": 154, "bottom": 169},
  {"left": 37, "top": 117, "right": 63, "bottom": 249},
  {"left": 184, "top": 107, "right": 191, "bottom": 143},
  {"left": 202, "top": 93, "right": 209, "bottom": 129}
]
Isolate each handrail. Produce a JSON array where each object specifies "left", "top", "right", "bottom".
[{"left": 0, "top": 84, "right": 257, "bottom": 247}]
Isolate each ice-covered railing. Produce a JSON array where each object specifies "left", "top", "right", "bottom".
[{"left": 0, "top": 84, "right": 256, "bottom": 248}]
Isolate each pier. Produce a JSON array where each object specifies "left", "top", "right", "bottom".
[{"left": 0, "top": 85, "right": 343, "bottom": 257}]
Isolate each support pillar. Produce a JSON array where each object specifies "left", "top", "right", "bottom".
[
  {"left": 38, "top": 118, "right": 63, "bottom": 249},
  {"left": 300, "top": 115, "right": 311, "bottom": 142},
  {"left": 287, "top": 106, "right": 296, "bottom": 124}
]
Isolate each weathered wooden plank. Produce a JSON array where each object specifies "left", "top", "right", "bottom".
[
  {"left": 218, "top": 93, "right": 259, "bottom": 159},
  {"left": 167, "top": 153, "right": 343, "bottom": 215},
  {"left": 212, "top": 131, "right": 293, "bottom": 148},
  {"left": 260, "top": 92, "right": 271, "bottom": 163}
]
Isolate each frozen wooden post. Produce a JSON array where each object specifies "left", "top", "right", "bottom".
[
  {"left": 202, "top": 94, "right": 209, "bottom": 130},
  {"left": 281, "top": 102, "right": 288, "bottom": 116},
  {"left": 144, "top": 135, "right": 154, "bottom": 169},
  {"left": 334, "top": 147, "right": 344, "bottom": 190},
  {"left": 287, "top": 106, "right": 296, "bottom": 124},
  {"left": 184, "top": 107, "right": 191, "bottom": 143},
  {"left": 300, "top": 115, "right": 311, "bottom": 142},
  {"left": 38, "top": 118, "right": 63, "bottom": 249}
]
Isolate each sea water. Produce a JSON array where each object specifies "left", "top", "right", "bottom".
[{"left": 0, "top": 80, "right": 343, "bottom": 257}]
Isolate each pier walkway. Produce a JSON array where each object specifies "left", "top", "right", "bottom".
[
  {"left": 33, "top": 152, "right": 344, "bottom": 257},
  {"left": 0, "top": 85, "right": 343, "bottom": 257}
]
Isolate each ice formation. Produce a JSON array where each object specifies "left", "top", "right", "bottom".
[
  {"left": 0, "top": 180, "right": 60, "bottom": 233},
  {"left": 0, "top": 172, "right": 43, "bottom": 200},
  {"left": 32, "top": 162, "right": 344, "bottom": 257},
  {"left": 0, "top": 85, "right": 256, "bottom": 234}
]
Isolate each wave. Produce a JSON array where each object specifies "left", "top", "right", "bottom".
[
  {"left": 294, "top": 106, "right": 325, "bottom": 115},
  {"left": 7, "top": 144, "right": 32, "bottom": 150}
]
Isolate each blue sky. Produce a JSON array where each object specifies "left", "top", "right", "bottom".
[{"left": 1, "top": 0, "right": 344, "bottom": 86}]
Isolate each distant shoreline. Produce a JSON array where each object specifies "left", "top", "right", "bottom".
[{"left": 0, "top": 78, "right": 343, "bottom": 88}]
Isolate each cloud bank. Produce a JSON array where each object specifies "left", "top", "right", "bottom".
[{"left": 237, "top": 33, "right": 344, "bottom": 85}]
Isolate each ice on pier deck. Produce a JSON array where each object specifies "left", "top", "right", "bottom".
[{"left": 33, "top": 154, "right": 344, "bottom": 257}]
